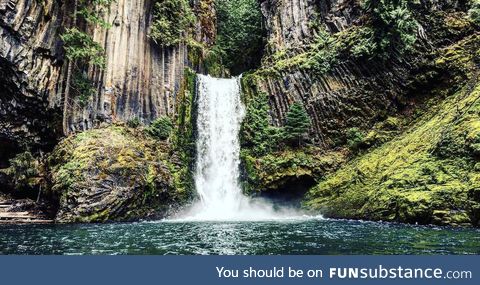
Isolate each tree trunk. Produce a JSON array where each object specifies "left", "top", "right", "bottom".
[{"left": 62, "top": 0, "right": 78, "bottom": 136}]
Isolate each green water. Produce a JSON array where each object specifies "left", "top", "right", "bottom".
[{"left": 0, "top": 218, "right": 479, "bottom": 255}]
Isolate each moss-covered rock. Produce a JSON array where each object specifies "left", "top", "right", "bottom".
[
  {"left": 48, "top": 125, "right": 188, "bottom": 223},
  {"left": 241, "top": 147, "right": 345, "bottom": 195},
  {"left": 304, "top": 77, "right": 480, "bottom": 227}
]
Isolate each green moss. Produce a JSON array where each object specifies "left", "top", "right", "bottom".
[
  {"left": 49, "top": 125, "right": 191, "bottom": 222},
  {"left": 241, "top": 147, "right": 345, "bottom": 194},
  {"left": 169, "top": 68, "right": 197, "bottom": 201},
  {"left": 304, "top": 79, "right": 480, "bottom": 226}
]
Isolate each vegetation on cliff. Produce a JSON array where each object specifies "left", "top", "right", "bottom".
[
  {"left": 150, "top": 0, "right": 195, "bottom": 46},
  {"left": 239, "top": 74, "right": 344, "bottom": 196},
  {"left": 304, "top": 33, "right": 480, "bottom": 226},
  {"left": 213, "top": 0, "right": 265, "bottom": 74},
  {"left": 183, "top": 0, "right": 266, "bottom": 76},
  {"left": 61, "top": 0, "right": 114, "bottom": 135}
]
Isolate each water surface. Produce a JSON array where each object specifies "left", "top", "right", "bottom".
[{"left": 1, "top": 218, "right": 479, "bottom": 255}]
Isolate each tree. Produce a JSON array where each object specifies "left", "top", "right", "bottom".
[
  {"left": 241, "top": 92, "right": 283, "bottom": 155},
  {"left": 149, "top": 0, "right": 195, "bottom": 46},
  {"left": 284, "top": 102, "right": 311, "bottom": 147},
  {"left": 214, "top": 0, "right": 266, "bottom": 74},
  {"left": 61, "top": 0, "right": 114, "bottom": 135}
]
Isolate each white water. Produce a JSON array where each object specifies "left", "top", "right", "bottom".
[
  {"left": 174, "top": 74, "right": 309, "bottom": 221},
  {"left": 181, "top": 74, "right": 277, "bottom": 220}
]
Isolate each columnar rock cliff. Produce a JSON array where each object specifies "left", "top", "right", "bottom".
[
  {"left": 65, "top": 0, "right": 188, "bottom": 132},
  {"left": 255, "top": 0, "right": 474, "bottom": 147},
  {"left": 0, "top": 0, "right": 190, "bottom": 150},
  {"left": 0, "top": 0, "right": 64, "bottom": 159},
  {"left": 0, "top": 0, "right": 198, "bottom": 221}
]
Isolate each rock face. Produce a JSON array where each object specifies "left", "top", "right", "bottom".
[
  {"left": 305, "top": 40, "right": 480, "bottom": 226},
  {"left": 256, "top": 0, "right": 475, "bottom": 147},
  {"left": 261, "top": 0, "right": 360, "bottom": 53},
  {"left": 0, "top": 0, "right": 190, "bottom": 150},
  {"left": 66, "top": 0, "right": 188, "bottom": 132},
  {"left": 241, "top": 0, "right": 480, "bottom": 227},
  {"left": 0, "top": 0, "right": 65, "bottom": 157},
  {"left": 48, "top": 126, "right": 180, "bottom": 222},
  {"left": 0, "top": 0, "right": 203, "bottom": 221}
]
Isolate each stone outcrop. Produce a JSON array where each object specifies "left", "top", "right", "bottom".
[
  {"left": 48, "top": 126, "right": 181, "bottom": 222},
  {"left": 260, "top": 0, "right": 361, "bottom": 54},
  {"left": 256, "top": 0, "right": 475, "bottom": 147}
]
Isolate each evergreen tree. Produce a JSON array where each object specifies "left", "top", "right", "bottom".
[
  {"left": 61, "top": 0, "right": 114, "bottom": 135},
  {"left": 284, "top": 102, "right": 311, "bottom": 147},
  {"left": 241, "top": 93, "right": 283, "bottom": 155}
]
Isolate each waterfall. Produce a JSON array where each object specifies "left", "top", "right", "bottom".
[
  {"left": 193, "top": 74, "right": 247, "bottom": 219},
  {"left": 174, "top": 74, "right": 302, "bottom": 221}
]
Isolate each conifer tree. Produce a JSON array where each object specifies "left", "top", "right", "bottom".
[{"left": 284, "top": 102, "right": 311, "bottom": 147}]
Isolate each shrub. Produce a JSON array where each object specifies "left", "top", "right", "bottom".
[
  {"left": 363, "top": 0, "right": 418, "bottom": 55},
  {"left": 7, "top": 152, "right": 40, "bottom": 191},
  {"left": 149, "top": 0, "right": 195, "bottom": 46},
  {"left": 346, "top": 127, "right": 366, "bottom": 152},
  {"left": 126, "top": 117, "right": 141, "bottom": 128},
  {"left": 146, "top": 116, "right": 173, "bottom": 140},
  {"left": 303, "top": 29, "right": 339, "bottom": 73}
]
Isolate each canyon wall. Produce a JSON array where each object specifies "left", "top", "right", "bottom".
[
  {"left": 0, "top": 0, "right": 190, "bottom": 154},
  {"left": 65, "top": 0, "right": 188, "bottom": 132},
  {"left": 256, "top": 0, "right": 473, "bottom": 147},
  {"left": 0, "top": 0, "right": 65, "bottom": 163}
]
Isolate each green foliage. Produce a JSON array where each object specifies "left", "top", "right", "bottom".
[
  {"left": 61, "top": 28, "right": 106, "bottom": 67},
  {"left": 147, "top": 116, "right": 174, "bottom": 140},
  {"left": 302, "top": 29, "right": 339, "bottom": 73},
  {"left": 363, "top": 0, "right": 418, "bottom": 54},
  {"left": 150, "top": 0, "right": 195, "bottom": 46},
  {"left": 126, "top": 117, "right": 141, "bottom": 128},
  {"left": 260, "top": 26, "right": 377, "bottom": 75},
  {"left": 77, "top": 0, "right": 114, "bottom": 28},
  {"left": 241, "top": 92, "right": 283, "bottom": 155},
  {"left": 61, "top": 0, "right": 113, "bottom": 67},
  {"left": 203, "top": 46, "right": 226, "bottom": 77},
  {"left": 7, "top": 152, "right": 40, "bottom": 191},
  {"left": 335, "top": 26, "right": 377, "bottom": 59},
  {"left": 214, "top": 0, "right": 266, "bottom": 74},
  {"left": 284, "top": 102, "right": 311, "bottom": 147},
  {"left": 469, "top": 1, "right": 480, "bottom": 25},
  {"left": 72, "top": 72, "right": 96, "bottom": 107},
  {"left": 346, "top": 127, "right": 366, "bottom": 152}
]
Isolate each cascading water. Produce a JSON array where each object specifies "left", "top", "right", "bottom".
[
  {"left": 178, "top": 74, "right": 299, "bottom": 221},
  {"left": 192, "top": 74, "right": 247, "bottom": 219}
]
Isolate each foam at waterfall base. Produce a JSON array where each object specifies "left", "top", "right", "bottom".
[{"left": 168, "top": 197, "right": 323, "bottom": 222}]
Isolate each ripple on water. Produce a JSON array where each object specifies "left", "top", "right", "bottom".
[{"left": 1, "top": 219, "right": 479, "bottom": 255}]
